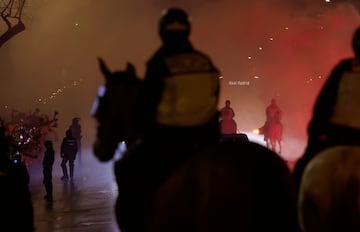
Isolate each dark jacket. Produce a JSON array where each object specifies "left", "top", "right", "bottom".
[
  {"left": 43, "top": 147, "right": 55, "bottom": 170},
  {"left": 293, "top": 58, "right": 360, "bottom": 192},
  {"left": 307, "top": 58, "right": 360, "bottom": 143},
  {"left": 60, "top": 136, "right": 78, "bottom": 160}
]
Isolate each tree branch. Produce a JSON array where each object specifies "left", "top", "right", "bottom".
[{"left": 0, "top": 20, "right": 25, "bottom": 48}]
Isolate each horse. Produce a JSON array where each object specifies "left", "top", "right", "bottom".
[
  {"left": 220, "top": 118, "right": 237, "bottom": 134},
  {"left": 91, "top": 58, "right": 299, "bottom": 232},
  {"left": 259, "top": 121, "right": 283, "bottom": 154},
  {"left": 298, "top": 145, "right": 360, "bottom": 232}
]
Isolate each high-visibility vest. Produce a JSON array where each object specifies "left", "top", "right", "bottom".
[
  {"left": 156, "top": 52, "right": 220, "bottom": 127},
  {"left": 330, "top": 70, "right": 360, "bottom": 129}
]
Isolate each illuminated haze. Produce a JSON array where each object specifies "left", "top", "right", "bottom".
[{"left": 0, "top": 0, "right": 359, "bottom": 160}]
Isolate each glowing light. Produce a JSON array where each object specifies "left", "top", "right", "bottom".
[
  {"left": 269, "top": 37, "right": 274, "bottom": 41},
  {"left": 248, "top": 56, "right": 252, "bottom": 60},
  {"left": 325, "top": 0, "right": 330, "bottom": 2},
  {"left": 97, "top": 85, "right": 107, "bottom": 97},
  {"left": 253, "top": 129, "right": 260, "bottom": 134},
  {"left": 258, "top": 47, "right": 263, "bottom": 50},
  {"left": 285, "top": 27, "right": 289, "bottom": 30},
  {"left": 253, "top": 75, "right": 260, "bottom": 79},
  {"left": 36, "top": 78, "right": 83, "bottom": 106}
]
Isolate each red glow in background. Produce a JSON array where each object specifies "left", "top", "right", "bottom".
[{"left": 0, "top": 0, "right": 359, "bottom": 161}]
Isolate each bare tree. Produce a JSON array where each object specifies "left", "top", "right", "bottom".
[{"left": 0, "top": 0, "right": 26, "bottom": 48}]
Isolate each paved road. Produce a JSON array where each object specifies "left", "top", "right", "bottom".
[
  {"left": 28, "top": 148, "right": 120, "bottom": 232},
  {"left": 26, "top": 142, "right": 296, "bottom": 232}
]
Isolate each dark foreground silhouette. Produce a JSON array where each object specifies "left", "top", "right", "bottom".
[{"left": 91, "top": 58, "right": 299, "bottom": 232}]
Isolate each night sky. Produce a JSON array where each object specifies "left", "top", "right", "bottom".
[{"left": 0, "top": 0, "right": 359, "bottom": 160}]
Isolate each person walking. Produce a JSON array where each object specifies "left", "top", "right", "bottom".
[
  {"left": 60, "top": 129, "right": 78, "bottom": 181},
  {"left": 43, "top": 140, "right": 55, "bottom": 202},
  {"left": 69, "top": 117, "right": 82, "bottom": 164}
]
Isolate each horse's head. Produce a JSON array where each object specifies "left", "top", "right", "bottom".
[{"left": 91, "top": 57, "right": 142, "bottom": 162}]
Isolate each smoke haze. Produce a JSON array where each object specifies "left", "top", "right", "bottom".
[{"left": 0, "top": 0, "right": 359, "bottom": 160}]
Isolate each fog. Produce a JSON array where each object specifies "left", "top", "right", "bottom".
[{"left": 0, "top": 0, "right": 359, "bottom": 160}]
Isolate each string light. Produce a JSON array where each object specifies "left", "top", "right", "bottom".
[{"left": 34, "top": 78, "right": 84, "bottom": 105}]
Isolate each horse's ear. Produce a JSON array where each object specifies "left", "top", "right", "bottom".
[
  {"left": 126, "top": 62, "right": 136, "bottom": 76},
  {"left": 98, "top": 57, "right": 111, "bottom": 79}
]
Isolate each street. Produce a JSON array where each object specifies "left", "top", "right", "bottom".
[{"left": 28, "top": 148, "right": 120, "bottom": 232}]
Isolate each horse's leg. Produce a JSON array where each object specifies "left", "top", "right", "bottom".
[
  {"left": 265, "top": 138, "right": 270, "bottom": 149},
  {"left": 271, "top": 139, "right": 276, "bottom": 152},
  {"left": 278, "top": 140, "right": 282, "bottom": 154}
]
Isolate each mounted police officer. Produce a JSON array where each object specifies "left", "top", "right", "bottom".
[
  {"left": 137, "top": 7, "right": 221, "bottom": 146},
  {"left": 115, "top": 7, "right": 221, "bottom": 231},
  {"left": 293, "top": 26, "right": 360, "bottom": 192}
]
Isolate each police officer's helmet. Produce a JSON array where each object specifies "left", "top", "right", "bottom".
[
  {"left": 159, "top": 8, "right": 191, "bottom": 39},
  {"left": 352, "top": 26, "right": 360, "bottom": 57}
]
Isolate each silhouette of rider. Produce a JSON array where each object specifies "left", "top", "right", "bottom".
[
  {"left": 115, "top": 7, "right": 221, "bottom": 231},
  {"left": 266, "top": 98, "right": 282, "bottom": 124},
  {"left": 136, "top": 8, "right": 220, "bottom": 144},
  {"left": 261, "top": 98, "right": 282, "bottom": 140},
  {"left": 131, "top": 7, "right": 221, "bottom": 169},
  {"left": 219, "top": 99, "right": 237, "bottom": 134},
  {"left": 60, "top": 129, "right": 78, "bottom": 181},
  {"left": 293, "top": 26, "right": 360, "bottom": 193}
]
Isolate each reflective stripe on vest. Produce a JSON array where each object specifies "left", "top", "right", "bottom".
[{"left": 330, "top": 71, "right": 360, "bottom": 129}]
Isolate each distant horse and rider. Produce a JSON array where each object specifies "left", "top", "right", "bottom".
[
  {"left": 219, "top": 99, "right": 237, "bottom": 134},
  {"left": 258, "top": 98, "right": 283, "bottom": 154}
]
